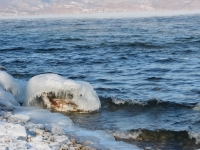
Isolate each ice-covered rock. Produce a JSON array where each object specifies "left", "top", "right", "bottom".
[
  {"left": 28, "top": 142, "right": 51, "bottom": 150},
  {"left": 8, "top": 124, "right": 27, "bottom": 139},
  {"left": 54, "top": 135, "right": 70, "bottom": 144},
  {"left": 9, "top": 114, "right": 30, "bottom": 123},
  {"left": 25, "top": 122, "right": 44, "bottom": 130},
  {"left": 31, "top": 135, "right": 43, "bottom": 142},
  {"left": 49, "top": 142, "right": 61, "bottom": 149},
  {"left": 0, "top": 122, "right": 26, "bottom": 140},
  {"left": 24, "top": 73, "right": 101, "bottom": 112},
  {"left": 0, "top": 86, "right": 20, "bottom": 106},
  {"left": 0, "top": 99, "right": 14, "bottom": 111},
  {"left": 35, "top": 129, "right": 44, "bottom": 136},
  {"left": 0, "top": 140, "right": 28, "bottom": 150},
  {"left": 51, "top": 126, "right": 65, "bottom": 135},
  {"left": 0, "top": 71, "right": 26, "bottom": 104}
]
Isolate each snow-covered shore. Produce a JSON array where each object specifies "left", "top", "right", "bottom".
[
  {"left": 0, "top": 107, "right": 95, "bottom": 150},
  {"left": 0, "top": 69, "right": 140, "bottom": 150},
  {"left": 0, "top": 102, "right": 140, "bottom": 150}
]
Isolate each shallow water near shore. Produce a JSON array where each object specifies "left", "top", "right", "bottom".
[{"left": 1, "top": 14, "right": 200, "bottom": 149}]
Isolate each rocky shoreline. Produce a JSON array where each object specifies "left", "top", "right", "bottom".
[{"left": 0, "top": 108, "right": 96, "bottom": 150}]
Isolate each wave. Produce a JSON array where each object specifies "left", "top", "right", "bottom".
[
  {"left": 100, "top": 41, "right": 164, "bottom": 49},
  {"left": 45, "top": 37, "right": 83, "bottom": 43},
  {"left": 155, "top": 58, "right": 176, "bottom": 63},
  {"left": 145, "top": 77, "right": 164, "bottom": 81},
  {"left": 109, "top": 129, "right": 200, "bottom": 149},
  {"left": 34, "top": 47, "right": 66, "bottom": 52},
  {"left": 126, "top": 42, "right": 163, "bottom": 49},
  {"left": 100, "top": 97, "right": 195, "bottom": 108},
  {"left": 0, "top": 47, "right": 25, "bottom": 51}
]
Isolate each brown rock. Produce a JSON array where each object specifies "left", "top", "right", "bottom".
[
  {"left": 71, "top": 139, "right": 77, "bottom": 144},
  {"left": 76, "top": 144, "right": 83, "bottom": 149}
]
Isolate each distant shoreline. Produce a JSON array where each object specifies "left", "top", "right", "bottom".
[{"left": 0, "top": 10, "right": 200, "bottom": 20}]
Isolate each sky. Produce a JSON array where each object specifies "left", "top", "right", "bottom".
[{"left": 0, "top": 0, "right": 200, "bottom": 17}]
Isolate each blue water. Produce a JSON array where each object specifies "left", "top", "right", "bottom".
[{"left": 1, "top": 14, "right": 200, "bottom": 149}]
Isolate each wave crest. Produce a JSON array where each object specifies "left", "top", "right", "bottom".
[{"left": 100, "top": 97, "right": 194, "bottom": 108}]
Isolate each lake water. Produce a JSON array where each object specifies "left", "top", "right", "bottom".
[{"left": 1, "top": 14, "right": 200, "bottom": 149}]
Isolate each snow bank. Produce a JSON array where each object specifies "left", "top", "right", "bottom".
[
  {"left": 24, "top": 73, "right": 101, "bottom": 112},
  {"left": 0, "top": 71, "right": 26, "bottom": 103}
]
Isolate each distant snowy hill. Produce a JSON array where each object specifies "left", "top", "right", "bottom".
[{"left": 0, "top": 0, "right": 200, "bottom": 16}]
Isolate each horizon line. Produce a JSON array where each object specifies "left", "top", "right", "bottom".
[{"left": 0, "top": 10, "right": 200, "bottom": 20}]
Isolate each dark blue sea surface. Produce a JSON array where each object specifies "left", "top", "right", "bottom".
[{"left": 1, "top": 14, "right": 200, "bottom": 149}]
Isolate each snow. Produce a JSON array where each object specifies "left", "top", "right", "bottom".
[
  {"left": 24, "top": 73, "right": 101, "bottom": 112},
  {"left": 54, "top": 135, "right": 70, "bottom": 144},
  {"left": 31, "top": 135, "right": 43, "bottom": 142},
  {"left": 25, "top": 122, "right": 44, "bottom": 130},
  {"left": 0, "top": 140, "right": 28, "bottom": 150},
  {"left": 28, "top": 142, "right": 51, "bottom": 150},
  {"left": 0, "top": 71, "right": 26, "bottom": 103},
  {"left": 9, "top": 114, "right": 30, "bottom": 122},
  {"left": 51, "top": 126, "right": 65, "bottom": 135},
  {"left": 14, "top": 106, "right": 74, "bottom": 127},
  {"left": 0, "top": 122, "right": 26, "bottom": 140},
  {"left": 8, "top": 124, "right": 27, "bottom": 139}
]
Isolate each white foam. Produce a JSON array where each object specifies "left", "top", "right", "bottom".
[
  {"left": 0, "top": 71, "right": 26, "bottom": 103},
  {"left": 112, "top": 97, "right": 144, "bottom": 106},
  {"left": 188, "top": 131, "right": 200, "bottom": 144},
  {"left": 24, "top": 73, "right": 101, "bottom": 112},
  {"left": 70, "top": 129, "right": 140, "bottom": 150},
  {"left": 112, "top": 98, "right": 126, "bottom": 105},
  {"left": 193, "top": 103, "right": 200, "bottom": 111},
  {"left": 109, "top": 130, "right": 141, "bottom": 140}
]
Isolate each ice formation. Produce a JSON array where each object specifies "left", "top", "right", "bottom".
[
  {"left": 0, "top": 86, "right": 20, "bottom": 106},
  {"left": 0, "top": 98, "right": 14, "bottom": 110},
  {"left": 0, "top": 71, "right": 26, "bottom": 103},
  {"left": 24, "top": 73, "right": 101, "bottom": 112},
  {"left": 13, "top": 107, "right": 140, "bottom": 150}
]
